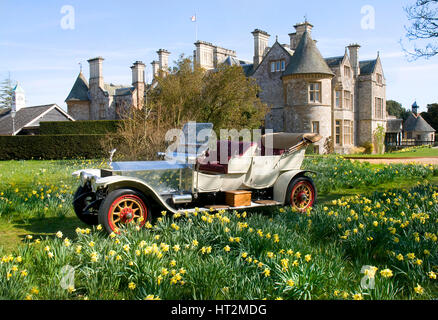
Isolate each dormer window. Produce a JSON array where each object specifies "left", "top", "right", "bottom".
[
  {"left": 377, "top": 73, "right": 383, "bottom": 85},
  {"left": 270, "top": 60, "right": 286, "bottom": 72},
  {"left": 344, "top": 66, "right": 351, "bottom": 78}
]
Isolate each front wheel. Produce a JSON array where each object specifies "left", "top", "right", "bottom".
[
  {"left": 73, "top": 186, "right": 99, "bottom": 226},
  {"left": 286, "top": 176, "right": 317, "bottom": 212},
  {"left": 98, "top": 188, "right": 151, "bottom": 234}
]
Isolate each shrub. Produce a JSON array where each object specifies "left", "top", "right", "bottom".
[
  {"left": 361, "top": 142, "right": 374, "bottom": 154},
  {"left": 350, "top": 147, "right": 366, "bottom": 155},
  {"left": 0, "top": 134, "right": 112, "bottom": 160},
  {"left": 39, "top": 120, "right": 122, "bottom": 135}
]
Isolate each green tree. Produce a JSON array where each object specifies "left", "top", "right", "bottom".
[
  {"left": 421, "top": 103, "right": 438, "bottom": 131},
  {"left": 150, "top": 55, "right": 267, "bottom": 131},
  {"left": 386, "top": 100, "right": 409, "bottom": 120},
  {"left": 0, "top": 73, "right": 14, "bottom": 112}
]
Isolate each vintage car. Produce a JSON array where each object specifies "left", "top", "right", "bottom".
[{"left": 72, "top": 122, "right": 322, "bottom": 234}]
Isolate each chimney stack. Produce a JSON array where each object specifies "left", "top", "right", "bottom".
[
  {"left": 131, "top": 61, "right": 145, "bottom": 108},
  {"left": 151, "top": 60, "right": 160, "bottom": 79},
  {"left": 88, "top": 57, "right": 104, "bottom": 88},
  {"left": 347, "top": 44, "right": 361, "bottom": 78},
  {"left": 131, "top": 61, "right": 145, "bottom": 85},
  {"left": 290, "top": 22, "right": 313, "bottom": 50},
  {"left": 252, "top": 29, "right": 270, "bottom": 69},
  {"left": 157, "top": 49, "right": 170, "bottom": 73}
]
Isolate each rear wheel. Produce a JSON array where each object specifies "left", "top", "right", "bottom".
[
  {"left": 286, "top": 177, "right": 316, "bottom": 212},
  {"left": 98, "top": 188, "right": 151, "bottom": 234},
  {"left": 73, "top": 186, "right": 99, "bottom": 226}
]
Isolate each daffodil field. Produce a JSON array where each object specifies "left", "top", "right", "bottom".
[{"left": 0, "top": 157, "right": 437, "bottom": 300}]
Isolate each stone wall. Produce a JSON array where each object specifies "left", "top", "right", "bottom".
[
  {"left": 67, "top": 101, "right": 90, "bottom": 121},
  {"left": 252, "top": 43, "right": 292, "bottom": 132}
]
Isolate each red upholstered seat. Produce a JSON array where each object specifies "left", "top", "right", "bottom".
[
  {"left": 198, "top": 140, "right": 255, "bottom": 174},
  {"left": 260, "top": 144, "right": 285, "bottom": 156}
]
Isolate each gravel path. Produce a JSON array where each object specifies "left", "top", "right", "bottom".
[{"left": 349, "top": 158, "right": 438, "bottom": 165}]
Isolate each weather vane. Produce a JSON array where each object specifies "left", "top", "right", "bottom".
[{"left": 78, "top": 62, "right": 82, "bottom": 72}]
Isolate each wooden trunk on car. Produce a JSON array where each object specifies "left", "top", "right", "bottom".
[{"left": 225, "top": 190, "right": 252, "bottom": 207}]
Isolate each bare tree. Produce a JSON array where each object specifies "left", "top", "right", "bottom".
[{"left": 404, "top": 0, "right": 438, "bottom": 59}]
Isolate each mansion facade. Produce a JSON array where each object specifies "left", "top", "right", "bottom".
[
  {"left": 192, "top": 22, "right": 387, "bottom": 154},
  {"left": 65, "top": 21, "right": 387, "bottom": 154}
]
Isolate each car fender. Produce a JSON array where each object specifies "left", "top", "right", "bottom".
[
  {"left": 273, "top": 170, "right": 317, "bottom": 204},
  {"left": 72, "top": 169, "right": 101, "bottom": 178},
  {"left": 93, "top": 176, "right": 178, "bottom": 214}
]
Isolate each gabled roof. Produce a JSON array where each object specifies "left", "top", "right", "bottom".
[
  {"left": 386, "top": 118, "right": 403, "bottom": 133},
  {"left": 283, "top": 31, "right": 334, "bottom": 77},
  {"left": 222, "top": 56, "right": 255, "bottom": 77},
  {"left": 65, "top": 72, "right": 89, "bottom": 102},
  {"left": 249, "top": 41, "right": 294, "bottom": 77},
  {"left": 404, "top": 112, "right": 435, "bottom": 133},
  {"left": 324, "top": 56, "right": 344, "bottom": 68},
  {"left": 359, "top": 59, "right": 377, "bottom": 75},
  {"left": 104, "top": 83, "right": 134, "bottom": 97},
  {"left": 0, "top": 104, "right": 74, "bottom": 135}
]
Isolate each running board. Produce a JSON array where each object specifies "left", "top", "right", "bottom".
[{"left": 176, "top": 201, "right": 282, "bottom": 214}]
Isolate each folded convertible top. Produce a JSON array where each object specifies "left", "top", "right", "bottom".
[{"left": 261, "top": 133, "right": 323, "bottom": 150}]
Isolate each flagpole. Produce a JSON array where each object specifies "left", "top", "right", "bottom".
[{"left": 191, "top": 13, "right": 198, "bottom": 41}]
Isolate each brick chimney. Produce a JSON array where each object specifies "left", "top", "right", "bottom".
[
  {"left": 131, "top": 61, "right": 145, "bottom": 108},
  {"left": 252, "top": 29, "right": 270, "bottom": 69},
  {"left": 348, "top": 44, "right": 361, "bottom": 78},
  {"left": 157, "top": 49, "right": 170, "bottom": 73},
  {"left": 290, "top": 22, "right": 313, "bottom": 50},
  {"left": 151, "top": 60, "right": 160, "bottom": 79},
  {"left": 88, "top": 57, "right": 104, "bottom": 88}
]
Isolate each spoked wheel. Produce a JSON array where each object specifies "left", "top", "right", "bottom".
[
  {"left": 98, "top": 188, "right": 151, "bottom": 234},
  {"left": 286, "top": 177, "right": 316, "bottom": 212}
]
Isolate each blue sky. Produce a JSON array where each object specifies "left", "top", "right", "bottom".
[{"left": 0, "top": 0, "right": 437, "bottom": 113}]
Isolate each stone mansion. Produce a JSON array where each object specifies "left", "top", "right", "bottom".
[{"left": 66, "top": 21, "right": 386, "bottom": 154}]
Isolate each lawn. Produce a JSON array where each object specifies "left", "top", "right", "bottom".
[
  {"left": 346, "top": 146, "right": 438, "bottom": 159},
  {"left": 0, "top": 157, "right": 437, "bottom": 300}
]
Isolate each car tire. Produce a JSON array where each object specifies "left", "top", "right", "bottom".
[
  {"left": 73, "top": 186, "right": 99, "bottom": 226},
  {"left": 286, "top": 176, "right": 317, "bottom": 212},
  {"left": 98, "top": 188, "right": 151, "bottom": 234}
]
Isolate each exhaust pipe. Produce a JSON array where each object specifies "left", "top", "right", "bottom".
[{"left": 172, "top": 194, "right": 193, "bottom": 204}]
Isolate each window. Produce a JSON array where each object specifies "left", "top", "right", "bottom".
[
  {"left": 99, "top": 104, "right": 106, "bottom": 119},
  {"left": 377, "top": 73, "right": 383, "bottom": 85},
  {"left": 375, "top": 98, "right": 384, "bottom": 119},
  {"left": 309, "top": 82, "right": 321, "bottom": 103},
  {"left": 270, "top": 60, "right": 286, "bottom": 72},
  {"left": 312, "top": 121, "right": 320, "bottom": 134},
  {"left": 335, "top": 120, "right": 342, "bottom": 145},
  {"left": 335, "top": 91, "right": 342, "bottom": 108},
  {"left": 343, "top": 120, "right": 353, "bottom": 145},
  {"left": 344, "top": 91, "right": 352, "bottom": 110},
  {"left": 344, "top": 66, "right": 351, "bottom": 78}
]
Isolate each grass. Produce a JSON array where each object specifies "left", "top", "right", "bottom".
[
  {"left": 0, "top": 158, "right": 438, "bottom": 300},
  {"left": 346, "top": 146, "right": 438, "bottom": 159}
]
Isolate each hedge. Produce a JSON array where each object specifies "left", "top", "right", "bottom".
[
  {"left": 0, "top": 134, "right": 112, "bottom": 160},
  {"left": 39, "top": 120, "right": 122, "bottom": 135}
]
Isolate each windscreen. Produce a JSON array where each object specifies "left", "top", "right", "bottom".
[{"left": 166, "top": 122, "right": 214, "bottom": 163}]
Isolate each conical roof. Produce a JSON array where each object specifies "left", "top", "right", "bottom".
[
  {"left": 283, "top": 31, "right": 334, "bottom": 77},
  {"left": 404, "top": 113, "right": 435, "bottom": 133},
  {"left": 65, "top": 72, "right": 89, "bottom": 102}
]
